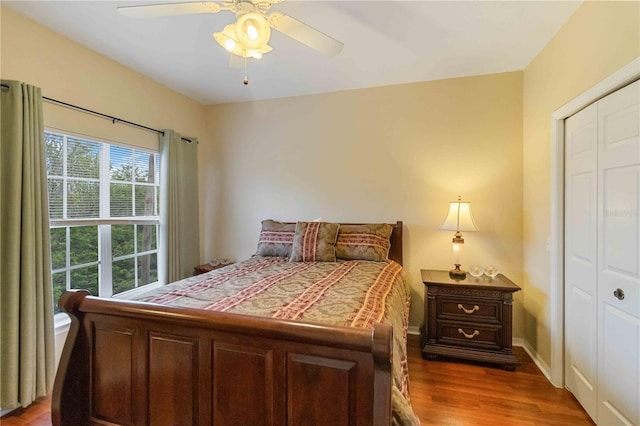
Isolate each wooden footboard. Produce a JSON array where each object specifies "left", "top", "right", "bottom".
[{"left": 52, "top": 290, "right": 393, "bottom": 425}]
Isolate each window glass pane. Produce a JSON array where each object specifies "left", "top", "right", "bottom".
[
  {"left": 155, "top": 154, "right": 160, "bottom": 185},
  {"left": 137, "top": 224, "right": 156, "bottom": 253},
  {"left": 112, "top": 225, "right": 135, "bottom": 258},
  {"left": 70, "top": 265, "right": 98, "bottom": 295},
  {"left": 135, "top": 151, "right": 156, "bottom": 183},
  {"left": 50, "top": 227, "right": 67, "bottom": 270},
  {"left": 110, "top": 145, "right": 133, "bottom": 182},
  {"left": 70, "top": 226, "right": 98, "bottom": 266},
  {"left": 110, "top": 183, "right": 133, "bottom": 217},
  {"left": 135, "top": 185, "right": 156, "bottom": 216},
  {"left": 48, "top": 178, "right": 63, "bottom": 219},
  {"left": 67, "top": 180, "right": 99, "bottom": 218},
  {"left": 52, "top": 272, "right": 66, "bottom": 314},
  {"left": 67, "top": 137, "right": 100, "bottom": 179},
  {"left": 138, "top": 253, "right": 157, "bottom": 286},
  {"left": 45, "top": 133, "right": 64, "bottom": 176},
  {"left": 112, "top": 258, "right": 135, "bottom": 295}
]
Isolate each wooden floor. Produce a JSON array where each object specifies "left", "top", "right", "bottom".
[
  {"left": 1, "top": 396, "right": 52, "bottom": 426},
  {"left": 407, "top": 334, "right": 594, "bottom": 425},
  {"left": 1, "top": 335, "right": 594, "bottom": 426}
]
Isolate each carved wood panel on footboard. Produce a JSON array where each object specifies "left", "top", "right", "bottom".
[{"left": 52, "top": 290, "right": 392, "bottom": 426}]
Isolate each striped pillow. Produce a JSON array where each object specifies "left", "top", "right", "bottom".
[
  {"left": 289, "top": 222, "right": 340, "bottom": 262},
  {"left": 255, "top": 220, "right": 296, "bottom": 257},
  {"left": 335, "top": 224, "right": 393, "bottom": 262}
]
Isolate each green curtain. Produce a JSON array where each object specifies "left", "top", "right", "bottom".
[
  {"left": 159, "top": 130, "right": 200, "bottom": 284},
  {"left": 0, "top": 80, "right": 55, "bottom": 410}
]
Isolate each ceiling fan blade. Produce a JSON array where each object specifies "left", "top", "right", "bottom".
[
  {"left": 269, "top": 12, "right": 343, "bottom": 57},
  {"left": 118, "top": 2, "right": 222, "bottom": 19}
]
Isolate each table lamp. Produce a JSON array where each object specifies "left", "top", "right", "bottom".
[{"left": 440, "top": 195, "right": 479, "bottom": 279}]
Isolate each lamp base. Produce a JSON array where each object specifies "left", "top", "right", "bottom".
[{"left": 449, "top": 264, "right": 467, "bottom": 280}]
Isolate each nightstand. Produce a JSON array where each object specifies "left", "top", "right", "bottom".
[
  {"left": 420, "top": 269, "right": 521, "bottom": 370},
  {"left": 193, "top": 261, "right": 233, "bottom": 276}
]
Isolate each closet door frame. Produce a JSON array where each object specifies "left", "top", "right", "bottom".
[{"left": 549, "top": 56, "right": 639, "bottom": 388}]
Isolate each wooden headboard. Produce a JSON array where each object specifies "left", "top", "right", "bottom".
[{"left": 388, "top": 220, "right": 403, "bottom": 266}]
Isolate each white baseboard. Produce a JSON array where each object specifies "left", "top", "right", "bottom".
[
  {"left": 408, "top": 326, "right": 420, "bottom": 335},
  {"left": 521, "top": 339, "right": 553, "bottom": 384}
]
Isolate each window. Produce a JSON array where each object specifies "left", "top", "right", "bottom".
[{"left": 46, "top": 131, "right": 160, "bottom": 313}]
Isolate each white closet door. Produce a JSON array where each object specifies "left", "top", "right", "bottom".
[
  {"left": 596, "top": 80, "right": 639, "bottom": 426},
  {"left": 565, "top": 102, "right": 599, "bottom": 422}
]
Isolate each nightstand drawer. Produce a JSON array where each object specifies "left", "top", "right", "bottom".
[
  {"left": 437, "top": 321, "right": 502, "bottom": 351},
  {"left": 438, "top": 297, "right": 502, "bottom": 324}
]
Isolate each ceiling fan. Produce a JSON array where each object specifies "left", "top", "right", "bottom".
[{"left": 118, "top": 1, "right": 344, "bottom": 60}]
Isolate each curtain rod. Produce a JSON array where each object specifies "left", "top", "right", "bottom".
[
  {"left": 1, "top": 83, "right": 196, "bottom": 144},
  {"left": 42, "top": 96, "right": 196, "bottom": 144}
]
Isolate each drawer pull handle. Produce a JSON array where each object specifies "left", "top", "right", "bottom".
[
  {"left": 458, "top": 328, "right": 480, "bottom": 339},
  {"left": 457, "top": 304, "right": 480, "bottom": 314}
]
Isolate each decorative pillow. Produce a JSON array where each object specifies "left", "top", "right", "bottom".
[
  {"left": 289, "top": 221, "right": 340, "bottom": 262},
  {"left": 335, "top": 223, "right": 393, "bottom": 262},
  {"left": 255, "top": 220, "right": 296, "bottom": 257}
]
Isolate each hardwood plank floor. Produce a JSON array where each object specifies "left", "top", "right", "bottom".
[
  {"left": 1, "top": 396, "right": 51, "bottom": 426},
  {"left": 407, "top": 334, "right": 594, "bottom": 425},
  {"left": 1, "top": 335, "right": 594, "bottom": 425}
]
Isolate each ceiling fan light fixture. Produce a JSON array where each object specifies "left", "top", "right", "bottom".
[
  {"left": 224, "top": 38, "right": 236, "bottom": 52},
  {"left": 246, "top": 23, "right": 259, "bottom": 40},
  {"left": 214, "top": 23, "right": 241, "bottom": 54},
  {"left": 235, "top": 12, "right": 271, "bottom": 50},
  {"left": 215, "top": 36, "right": 271, "bottom": 59},
  {"left": 245, "top": 43, "right": 272, "bottom": 59},
  {"left": 120, "top": 2, "right": 345, "bottom": 61}
]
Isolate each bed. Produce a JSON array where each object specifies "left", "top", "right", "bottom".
[{"left": 52, "top": 220, "right": 419, "bottom": 425}]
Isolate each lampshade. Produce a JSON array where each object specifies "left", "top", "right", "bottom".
[
  {"left": 214, "top": 24, "right": 241, "bottom": 54},
  {"left": 235, "top": 12, "right": 271, "bottom": 50},
  {"left": 440, "top": 196, "right": 479, "bottom": 232},
  {"left": 213, "top": 24, "right": 272, "bottom": 59},
  {"left": 241, "top": 43, "right": 272, "bottom": 59}
]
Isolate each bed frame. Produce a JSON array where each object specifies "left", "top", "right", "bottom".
[{"left": 52, "top": 221, "right": 403, "bottom": 425}]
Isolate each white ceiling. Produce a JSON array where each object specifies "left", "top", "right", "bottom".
[{"left": 4, "top": 1, "right": 582, "bottom": 105}]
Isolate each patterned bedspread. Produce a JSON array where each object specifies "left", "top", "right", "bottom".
[{"left": 130, "top": 256, "right": 420, "bottom": 425}]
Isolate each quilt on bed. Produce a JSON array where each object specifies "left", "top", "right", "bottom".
[{"left": 130, "top": 256, "right": 420, "bottom": 425}]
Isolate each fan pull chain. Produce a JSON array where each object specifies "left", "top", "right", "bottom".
[{"left": 243, "top": 57, "right": 249, "bottom": 85}]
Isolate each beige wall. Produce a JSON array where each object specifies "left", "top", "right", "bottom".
[
  {"left": 522, "top": 1, "right": 639, "bottom": 365},
  {"left": 0, "top": 7, "right": 212, "bottom": 258},
  {"left": 205, "top": 72, "right": 524, "bottom": 331}
]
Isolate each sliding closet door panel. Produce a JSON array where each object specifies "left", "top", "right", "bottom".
[
  {"left": 597, "top": 80, "right": 639, "bottom": 426},
  {"left": 564, "top": 102, "right": 598, "bottom": 422}
]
